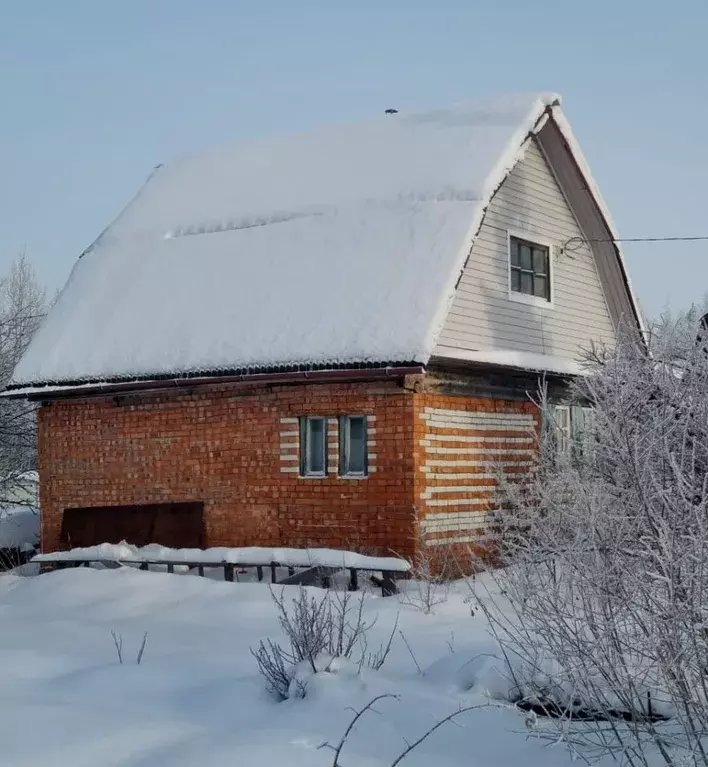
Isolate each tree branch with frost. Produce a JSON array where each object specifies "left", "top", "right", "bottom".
[
  {"left": 467, "top": 313, "right": 708, "bottom": 766},
  {"left": 320, "top": 696, "right": 496, "bottom": 767},
  {"left": 0, "top": 254, "right": 47, "bottom": 508},
  {"left": 318, "top": 694, "right": 399, "bottom": 766}
]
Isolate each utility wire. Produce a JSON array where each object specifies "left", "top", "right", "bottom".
[
  {"left": 483, "top": 223, "right": 708, "bottom": 251},
  {"left": 569, "top": 235, "right": 708, "bottom": 244},
  {"left": 562, "top": 235, "right": 708, "bottom": 255}
]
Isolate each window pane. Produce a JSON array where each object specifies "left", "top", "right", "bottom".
[
  {"left": 307, "top": 418, "right": 325, "bottom": 474},
  {"left": 510, "top": 267, "right": 521, "bottom": 292},
  {"left": 555, "top": 406, "right": 571, "bottom": 457},
  {"left": 520, "top": 244, "right": 532, "bottom": 270},
  {"left": 510, "top": 241, "right": 521, "bottom": 267},
  {"left": 520, "top": 272, "right": 533, "bottom": 295},
  {"left": 345, "top": 417, "right": 367, "bottom": 474},
  {"left": 534, "top": 275, "right": 548, "bottom": 299},
  {"left": 533, "top": 248, "right": 547, "bottom": 274}
]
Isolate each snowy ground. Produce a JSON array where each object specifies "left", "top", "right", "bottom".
[{"left": 0, "top": 566, "right": 616, "bottom": 766}]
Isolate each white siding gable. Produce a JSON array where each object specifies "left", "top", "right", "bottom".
[{"left": 434, "top": 138, "right": 616, "bottom": 365}]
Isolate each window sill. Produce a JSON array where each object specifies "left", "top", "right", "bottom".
[{"left": 509, "top": 291, "right": 553, "bottom": 309}]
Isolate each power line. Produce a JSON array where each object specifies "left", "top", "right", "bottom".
[
  {"left": 562, "top": 235, "right": 708, "bottom": 255},
  {"left": 570, "top": 235, "right": 708, "bottom": 244},
  {"left": 483, "top": 223, "right": 708, "bottom": 251}
]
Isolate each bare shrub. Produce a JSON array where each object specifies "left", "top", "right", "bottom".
[
  {"left": 318, "top": 694, "right": 492, "bottom": 766},
  {"left": 0, "top": 256, "right": 47, "bottom": 509},
  {"left": 396, "top": 514, "right": 450, "bottom": 614},
  {"left": 251, "top": 586, "right": 397, "bottom": 699},
  {"left": 110, "top": 630, "right": 149, "bottom": 665},
  {"left": 473, "top": 315, "right": 708, "bottom": 766}
]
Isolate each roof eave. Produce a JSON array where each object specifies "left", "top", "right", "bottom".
[{"left": 4, "top": 364, "right": 426, "bottom": 401}]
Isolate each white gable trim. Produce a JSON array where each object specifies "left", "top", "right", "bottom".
[{"left": 548, "top": 106, "right": 645, "bottom": 336}]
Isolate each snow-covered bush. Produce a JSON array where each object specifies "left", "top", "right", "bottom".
[
  {"left": 397, "top": 517, "right": 450, "bottom": 614},
  {"left": 477, "top": 314, "right": 708, "bottom": 766},
  {"left": 251, "top": 586, "right": 396, "bottom": 700}
]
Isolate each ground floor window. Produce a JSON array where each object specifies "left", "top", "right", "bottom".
[
  {"left": 546, "top": 404, "right": 595, "bottom": 463},
  {"left": 299, "top": 416, "right": 327, "bottom": 477},
  {"left": 339, "top": 415, "right": 368, "bottom": 477}
]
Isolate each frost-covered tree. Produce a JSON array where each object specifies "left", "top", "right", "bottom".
[
  {"left": 0, "top": 255, "right": 47, "bottom": 507},
  {"left": 479, "top": 313, "right": 708, "bottom": 767}
]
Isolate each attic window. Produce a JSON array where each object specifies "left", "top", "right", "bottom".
[{"left": 509, "top": 236, "right": 550, "bottom": 303}]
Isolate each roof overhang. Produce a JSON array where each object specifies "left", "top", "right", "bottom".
[{"left": 3, "top": 364, "right": 425, "bottom": 402}]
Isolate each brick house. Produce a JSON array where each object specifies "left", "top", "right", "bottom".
[{"left": 7, "top": 93, "right": 643, "bottom": 564}]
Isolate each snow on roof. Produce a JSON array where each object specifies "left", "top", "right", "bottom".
[{"left": 12, "top": 93, "right": 561, "bottom": 387}]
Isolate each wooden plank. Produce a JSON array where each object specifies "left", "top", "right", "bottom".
[
  {"left": 370, "top": 571, "right": 398, "bottom": 597},
  {"left": 34, "top": 557, "right": 411, "bottom": 594},
  {"left": 277, "top": 565, "right": 339, "bottom": 587},
  {"left": 381, "top": 571, "right": 397, "bottom": 596},
  {"left": 256, "top": 565, "right": 263, "bottom": 582}
]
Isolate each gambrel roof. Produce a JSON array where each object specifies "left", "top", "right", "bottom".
[{"left": 9, "top": 92, "right": 642, "bottom": 391}]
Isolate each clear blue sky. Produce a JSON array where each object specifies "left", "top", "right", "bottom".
[{"left": 1, "top": 0, "right": 707, "bottom": 319}]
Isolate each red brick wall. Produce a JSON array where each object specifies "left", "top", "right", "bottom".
[
  {"left": 412, "top": 392, "right": 540, "bottom": 571},
  {"left": 37, "top": 380, "right": 418, "bottom": 559}
]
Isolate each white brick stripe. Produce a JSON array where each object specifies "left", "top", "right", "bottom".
[
  {"left": 424, "top": 533, "right": 494, "bottom": 547},
  {"left": 424, "top": 521, "right": 490, "bottom": 534},
  {"left": 424, "top": 510, "right": 495, "bottom": 522},
  {"left": 279, "top": 417, "right": 298, "bottom": 424},
  {"left": 426, "top": 459, "right": 533, "bottom": 468},
  {"left": 424, "top": 434, "right": 533, "bottom": 443},
  {"left": 280, "top": 466, "right": 299, "bottom": 473},
  {"left": 426, "top": 498, "right": 498, "bottom": 508},
  {"left": 425, "top": 472, "right": 528, "bottom": 481},
  {"left": 424, "top": 485, "right": 498, "bottom": 495},
  {"left": 423, "top": 447, "right": 534, "bottom": 455},
  {"left": 426, "top": 421, "right": 534, "bottom": 433},
  {"left": 423, "top": 407, "right": 534, "bottom": 421}
]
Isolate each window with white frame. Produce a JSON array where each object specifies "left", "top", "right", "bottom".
[
  {"left": 339, "top": 415, "right": 368, "bottom": 477},
  {"left": 552, "top": 405, "right": 571, "bottom": 457},
  {"left": 299, "top": 416, "right": 327, "bottom": 477},
  {"left": 546, "top": 404, "right": 595, "bottom": 462},
  {"left": 510, "top": 236, "right": 550, "bottom": 301}
]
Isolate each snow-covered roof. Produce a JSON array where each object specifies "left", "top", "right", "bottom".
[{"left": 13, "top": 93, "right": 575, "bottom": 387}]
